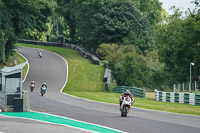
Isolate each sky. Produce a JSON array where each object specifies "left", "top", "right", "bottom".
[{"left": 159, "top": 0, "right": 196, "bottom": 15}]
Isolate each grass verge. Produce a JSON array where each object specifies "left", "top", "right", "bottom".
[{"left": 16, "top": 43, "right": 200, "bottom": 116}]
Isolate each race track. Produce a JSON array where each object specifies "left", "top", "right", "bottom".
[{"left": 1, "top": 46, "right": 200, "bottom": 133}]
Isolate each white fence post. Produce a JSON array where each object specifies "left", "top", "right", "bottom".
[
  {"left": 170, "top": 92, "right": 175, "bottom": 103},
  {"left": 179, "top": 93, "right": 184, "bottom": 103},
  {"left": 155, "top": 89, "right": 159, "bottom": 101},
  {"left": 162, "top": 92, "right": 166, "bottom": 102},
  {"left": 178, "top": 84, "right": 180, "bottom": 92},
  {"left": 189, "top": 93, "right": 195, "bottom": 105}
]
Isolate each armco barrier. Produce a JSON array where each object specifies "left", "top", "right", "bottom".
[
  {"left": 195, "top": 94, "right": 200, "bottom": 106},
  {"left": 18, "top": 40, "right": 100, "bottom": 65},
  {"left": 18, "top": 40, "right": 63, "bottom": 47},
  {"left": 155, "top": 90, "right": 200, "bottom": 106},
  {"left": 166, "top": 92, "right": 170, "bottom": 102},
  {"left": 112, "top": 86, "right": 146, "bottom": 98}
]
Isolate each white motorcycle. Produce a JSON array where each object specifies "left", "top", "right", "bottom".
[
  {"left": 38, "top": 52, "right": 42, "bottom": 58},
  {"left": 120, "top": 96, "right": 132, "bottom": 117},
  {"left": 30, "top": 84, "right": 36, "bottom": 92}
]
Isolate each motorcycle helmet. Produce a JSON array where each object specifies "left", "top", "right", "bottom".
[
  {"left": 125, "top": 90, "right": 131, "bottom": 95},
  {"left": 44, "top": 83, "right": 46, "bottom": 85},
  {"left": 32, "top": 81, "right": 35, "bottom": 83}
]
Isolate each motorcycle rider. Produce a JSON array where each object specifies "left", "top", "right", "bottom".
[
  {"left": 119, "top": 90, "right": 134, "bottom": 109},
  {"left": 30, "top": 81, "right": 36, "bottom": 88},
  {"left": 38, "top": 51, "right": 42, "bottom": 57},
  {"left": 41, "top": 82, "right": 47, "bottom": 92},
  {"left": 30, "top": 81, "right": 36, "bottom": 92}
]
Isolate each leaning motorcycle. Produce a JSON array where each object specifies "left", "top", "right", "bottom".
[
  {"left": 120, "top": 96, "right": 132, "bottom": 117},
  {"left": 41, "top": 86, "right": 46, "bottom": 96}
]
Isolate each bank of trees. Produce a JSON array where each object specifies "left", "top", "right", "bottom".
[
  {"left": 157, "top": 2, "right": 200, "bottom": 86},
  {"left": 0, "top": 0, "right": 53, "bottom": 64},
  {"left": 1, "top": 0, "right": 199, "bottom": 90}
]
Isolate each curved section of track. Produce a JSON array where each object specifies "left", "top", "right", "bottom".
[{"left": 13, "top": 46, "right": 200, "bottom": 133}]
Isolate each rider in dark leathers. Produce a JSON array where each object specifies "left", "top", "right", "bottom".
[{"left": 41, "top": 83, "right": 47, "bottom": 93}]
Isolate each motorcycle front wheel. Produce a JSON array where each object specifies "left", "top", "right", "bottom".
[
  {"left": 121, "top": 111, "right": 124, "bottom": 117},
  {"left": 41, "top": 91, "right": 44, "bottom": 96},
  {"left": 124, "top": 106, "right": 128, "bottom": 117},
  {"left": 30, "top": 87, "right": 34, "bottom": 92}
]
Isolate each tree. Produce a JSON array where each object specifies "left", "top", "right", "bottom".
[
  {"left": 91, "top": 0, "right": 154, "bottom": 52},
  {"left": 157, "top": 6, "right": 200, "bottom": 85},
  {"left": 118, "top": 54, "right": 143, "bottom": 86},
  {"left": 133, "top": 0, "right": 163, "bottom": 25},
  {"left": 72, "top": 0, "right": 111, "bottom": 45},
  {"left": 56, "top": 0, "right": 76, "bottom": 42},
  {"left": 0, "top": 29, "right": 6, "bottom": 63},
  {"left": 0, "top": 0, "right": 14, "bottom": 63},
  {"left": 0, "top": 0, "right": 53, "bottom": 64},
  {"left": 4, "top": 0, "right": 53, "bottom": 38}
]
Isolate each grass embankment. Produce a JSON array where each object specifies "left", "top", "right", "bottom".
[
  {"left": 16, "top": 43, "right": 200, "bottom": 116},
  {"left": 0, "top": 52, "right": 28, "bottom": 80}
]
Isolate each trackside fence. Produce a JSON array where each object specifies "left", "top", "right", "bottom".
[
  {"left": 155, "top": 89, "right": 200, "bottom": 106},
  {"left": 112, "top": 86, "right": 146, "bottom": 98},
  {"left": 18, "top": 39, "right": 100, "bottom": 65}
]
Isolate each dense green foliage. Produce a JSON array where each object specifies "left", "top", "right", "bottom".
[
  {"left": 96, "top": 44, "right": 166, "bottom": 89},
  {"left": 157, "top": 2, "right": 200, "bottom": 86},
  {"left": 91, "top": 0, "right": 154, "bottom": 51},
  {"left": 0, "top": 0, "right": 53, "bottom": 63},
  {"left": 133, "top": 0, "right": 163, "bottom": 25},
  {"left": 95, "top": 0, "right": 200, "bottom": 90},
  {"left": 54, "top": 0, "right": 160, "bottom": 51}
]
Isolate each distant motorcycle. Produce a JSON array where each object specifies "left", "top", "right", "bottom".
[
  {"left": 30, "top": 84, "right": 36, "bottom": 92},
  {"left": 38, "top": 51, "right": 42, "bottom": 58},
  {"left": 120, "top": 96, "right": 132, "bottom": 117},
  {"left": 41, "top": 86, "right": 47, "bottom": 96}
]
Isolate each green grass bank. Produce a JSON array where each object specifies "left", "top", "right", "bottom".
[{"left": 16, "top": 43, "right": 200, "bottom": 116}]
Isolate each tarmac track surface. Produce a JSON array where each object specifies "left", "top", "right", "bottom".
[
  {"left": 2, "top": 46, "right": 200, "bottom": 133},
  {"left": 0, "top": 115, "right": 87, "bottom": 133}
]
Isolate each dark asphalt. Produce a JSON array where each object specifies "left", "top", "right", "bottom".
[{"left": 2, "top": 46, "right": 200, "bottom": 133}]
